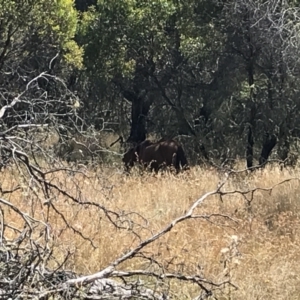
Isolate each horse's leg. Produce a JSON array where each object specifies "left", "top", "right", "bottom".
[{"left": 149, "top": 160, "right": 159, "bottom": 173}]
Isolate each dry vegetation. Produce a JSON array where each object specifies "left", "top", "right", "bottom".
[{"left": 1, "top": 162, "right": 300, "bottom": 299}]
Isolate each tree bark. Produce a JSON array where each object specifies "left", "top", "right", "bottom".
[{"left": 127, "top": 92, "right": 151, "bottom": 143}]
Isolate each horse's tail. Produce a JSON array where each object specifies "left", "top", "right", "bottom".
[{"left": 177, "top": 145, "right": 189, "bottom": 169}]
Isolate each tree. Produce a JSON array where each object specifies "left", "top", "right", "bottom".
[
  {"left": 73, "top": 0, "right": 300, "bottom": 166},
  {"left": 219, "top": 0, "right": 300, "bottom": 166},
  {"left": 0, "top": 1, "right": 82, "bottom": 110},
  {"left": 75, "top": 0, "right": 223, "bottom": 164}
]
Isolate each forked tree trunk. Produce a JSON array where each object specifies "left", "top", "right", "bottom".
[
  {"left": 128, "top": 95, "right": 149, "bottom": 143},
  {"left": 121, "top": 89, "right": 152, "bottom": 144}
]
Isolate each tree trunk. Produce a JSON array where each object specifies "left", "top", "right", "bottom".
[
  {"left": 128, "top": 93, "right": 151, "bottom": 143},
  {"left": 259, "top": 133, "right": 277, "bottom": 166},
  {"left": 246, "top": 125, "right": 254, "bottom": 169},
  {"left": 241, "top": 11, "right": 258, "bottom": 170},
  {"left": 118, "top": 59, "right": 155, "bottom": 144}
]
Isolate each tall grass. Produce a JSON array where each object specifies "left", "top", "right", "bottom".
[{"left": 1, "top": 163, "right": 300, "bottom": 299}]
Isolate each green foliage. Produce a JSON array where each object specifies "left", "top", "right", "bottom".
[
  {"left": 52, "top": 0, "right": 84, "bottom": 68},
  {"left": 178, "top": 0, "right": 225, "bottom": 60},
  {"left": 77, "top": 1, "right": 130, "bottom": 78},
  {"left": 0, "top": 0, "right": 83, "bottom": 69},
  {"left": 77, "top": 0, "right": 183, "bottom": 79},
  {"left": 76, "top": 0, "right": 226, "bottom": 78}
]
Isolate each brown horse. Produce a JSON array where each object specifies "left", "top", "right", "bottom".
[{"left": 122, "top": 139, "right": 189, "bottom": 173}]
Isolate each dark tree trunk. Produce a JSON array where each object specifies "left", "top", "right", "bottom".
[
  {"left": 239, "top": 11, "right": 258, "bottom": 170},
  {"left": 246, "top": 125, "right": 254, "bottom": 169},
  {"left": 198, "top": 142, "right": 209, "bottom": 161},
  {"left": 278, "top": 118, "right": 290, "bottom": 165},
  {"left": 128, "top": 93, "right": 150, "bottom": 143},
  {"left": 259, "top": 133, "right": 277, "bottom": 166},
  {"left": 246, "top": 70, "right": 256, "bottom": 169},
  {"left": 117, "top": 58, "right": 155, "bottom": 144},
  {"left": 121, "top": 88, "right": 152, "bottom": 144}
]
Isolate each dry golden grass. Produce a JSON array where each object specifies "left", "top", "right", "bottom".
[{"left": 1, "top": 163, "right": 300, "bottom": 299}]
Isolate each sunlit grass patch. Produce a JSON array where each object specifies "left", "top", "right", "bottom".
[{"left": 1, "top": 163, "right": 300, "bottom": 298}]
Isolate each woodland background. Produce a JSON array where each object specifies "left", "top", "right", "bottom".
[
  {"left": 3, "top": 0, "right": 300, "bottom": 166},
  {"left": 1, "top": 0, "right": 300, "bottom": 299}
]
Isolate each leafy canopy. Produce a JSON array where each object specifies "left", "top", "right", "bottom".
[{"left": 0, "top": 0, "right": 83, "bottom": 69}]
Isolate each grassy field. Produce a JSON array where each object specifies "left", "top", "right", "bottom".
[{"left": 1, "top": 162, "right": 300, "bottom": 299}]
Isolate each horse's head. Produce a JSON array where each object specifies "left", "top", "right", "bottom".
[{"left": 122, "top": 147, "right": 138, "bottom": 171}]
